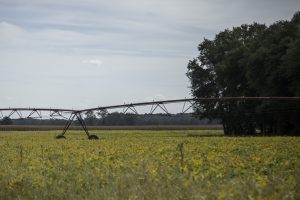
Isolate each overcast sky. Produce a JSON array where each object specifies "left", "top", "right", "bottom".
[{"left": 0, "top": 0, "right": 299, "bottom": 110}]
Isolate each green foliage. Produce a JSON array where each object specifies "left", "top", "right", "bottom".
[
  {"left": 0, "top": 131, "right": 299, "bottom": 199},
  {"left": 187, "top": 11, "right": 300, "bottom": 135}
]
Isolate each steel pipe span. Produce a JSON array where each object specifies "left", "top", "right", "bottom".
[
  {"left": 0, "top": 96, "right": 299, "bottom": 140},
  {"left": 1, "top": 97, "right": 299, "bottom": 113},
  {"left": 0, "top": 108, "right": 76, "bottom": 112},
  {"left": 79, "top": 96, "right": 300, "bottom": 112}
]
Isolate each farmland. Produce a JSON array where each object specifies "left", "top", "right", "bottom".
[{"left": 0, "top": 130, "right": 299, "bottom": 199}]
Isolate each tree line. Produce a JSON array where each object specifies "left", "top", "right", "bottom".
[
  {"left": 187, "top": 11, "right": 300, "bottom": 136},
  {"left": 0, "top": 113, "right": 220, "bottom": 126}
]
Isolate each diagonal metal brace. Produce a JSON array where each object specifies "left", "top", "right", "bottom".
[
  {"left": 149, "top": 103, "right": 170, "bottom": 115},
  {"left": 149, "top": 103, "right": 159, "bottom": 114},
  {"left": 158, "top": 103, "right": 170, "bottom": 115},
  {"left": 123, "top": 105, "right": 139, "bottom": 114},
  {"left": 50, "top": 110, "right": 69, "bottom": 120},
  {"left": 56, "top": 112, "right": 99, "bottom": 140},
  {"left": 8, "top": 110, "right": 23, "bottom": 119},
  {"left": 181, "top": 100, "right": 195, "bottom": 114},
  {"left": 76, "top": 113, "right": 99, "bottom": 140},
  {"left": 27, "top": 109, "right": 42, "bottom": 119},
  {"left": 75, "top": 113, "right": 90, "bottom": 137},
  {"left": 56, "top": 112, "right": 76, "bottom": 139}
]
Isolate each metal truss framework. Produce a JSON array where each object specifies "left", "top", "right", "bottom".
[{"left": 0, "top": 97, "right": 299, "bottom": 139}]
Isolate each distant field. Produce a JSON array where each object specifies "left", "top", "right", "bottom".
[
  {"left": 0, "top": 130, "right": 299, "bottom": 199},
  {"left": 0, "top": 124, "right": 223, "bottom": 131}
]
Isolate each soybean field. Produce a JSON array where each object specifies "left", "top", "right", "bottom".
[{"left": 0, "top": 130, "right": 299, "bottom": 199}]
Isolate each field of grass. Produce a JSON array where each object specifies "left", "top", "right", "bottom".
[{"left": 0, "top": 130, "right": 299, "bottom": 199}]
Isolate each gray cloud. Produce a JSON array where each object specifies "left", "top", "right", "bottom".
[{"left": 0, "top": 0, "right": 299, "bottom": 109}]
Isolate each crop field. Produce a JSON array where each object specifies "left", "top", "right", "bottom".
[{"left": 0, "top": 130, "right": 299, "bottom": 199}]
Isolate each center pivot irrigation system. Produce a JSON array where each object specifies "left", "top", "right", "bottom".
[{"left": 0, "top": 97, "right": 299, "bottom": 139}]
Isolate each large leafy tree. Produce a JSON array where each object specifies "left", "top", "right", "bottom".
[{"left": 187, "top": 11, "right": 300, "bottom": 135}]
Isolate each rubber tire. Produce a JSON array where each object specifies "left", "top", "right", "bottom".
[
  {"left": 56, "top": 134, "right": 66, "bottom": 139},
  {"left": 88, "top": 135, "right": 99, "bottom": 140}
]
